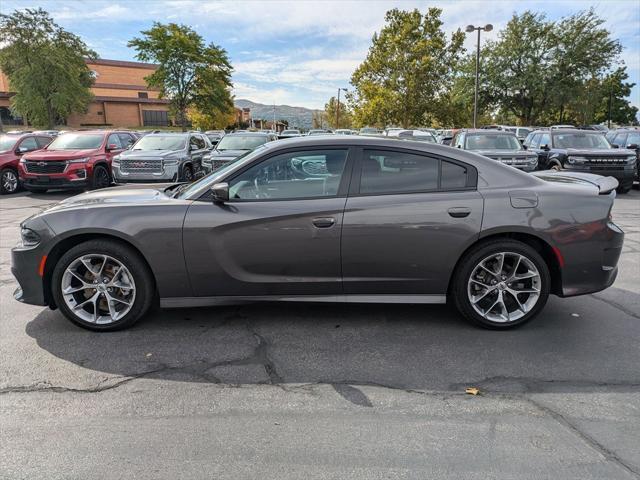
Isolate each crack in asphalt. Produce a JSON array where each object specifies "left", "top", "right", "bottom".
[
  {"left": 523, "top": 396, "right": 640, "bottom": 478},
  {"left": 590, "top": 293, "right": 640, "bottom": 320}
]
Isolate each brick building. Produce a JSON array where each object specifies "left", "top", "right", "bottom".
[{"left": 0, "top": 58, "right": 171, "bottom": 128}]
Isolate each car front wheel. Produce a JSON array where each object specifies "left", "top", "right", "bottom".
[
  {"left": 452, "top": 240, "right": 550, "bottom": 329},
  {"left": 51, "top": 240, "right": 155, "bottom": 331},
  {"left": 0, "top": 168, "right": 20, "bottom": 194}
]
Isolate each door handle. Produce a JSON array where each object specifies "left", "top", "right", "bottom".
[
  {"left": 448, "top": 207, "right": 471, "bottom": 218},
  {"left": 312, "top": 217, "right": 336, "bottom": 228}
]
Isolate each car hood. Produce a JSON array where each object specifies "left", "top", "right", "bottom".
[
  {"left": 562, "top": 148, "right": 632, "bottom": 156},
  {"left": 44, "top": 186, "right": 171, "bottom": 212},
  {"left": 23, "top": 149, "right": 98, "bottom": 161},
  {"left": 119, "top": 149, "right": 183, "bottom": 159},
  {"left": 205, "top": 149, "right": 248, "bottom": 159},
  {"left": 474, "top": 149, "right": 535, "bottom": 156}
]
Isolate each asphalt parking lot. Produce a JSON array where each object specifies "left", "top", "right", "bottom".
[{"left": 1, "top": 188, "right": 639, "bottom": 479}]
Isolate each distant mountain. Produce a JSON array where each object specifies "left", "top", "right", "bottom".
[{"left": 234, "top": 99, "right": 322, "bottom": 130}]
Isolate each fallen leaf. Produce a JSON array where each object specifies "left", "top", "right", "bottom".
[
  {"left": 571, "top": 313, "right": 580, "bottom": 317},
  {"left": 465, "top": 387, "right": 480, "bottom": 396},
  {"left": 145, "top": 353, "right": 153, "bottom": 357}
]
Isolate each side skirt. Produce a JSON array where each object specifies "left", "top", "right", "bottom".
[{"left": 160, "top": 294, "right": 447, "bottom": 309}]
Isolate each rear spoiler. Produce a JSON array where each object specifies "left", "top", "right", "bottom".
[{"left": 531, "top": 171, "right": 619, "bottom": 195}]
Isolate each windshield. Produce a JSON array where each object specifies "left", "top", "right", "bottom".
[
  {"left": 47, "top": 133, "right": 104, "bottom": 150},
  {"left": 466, "top": 134, "right": 522, "bottom": 150},
  {"left": 177, "top": 145, "right": 268, "bottom": 199},
  {"left": 216, "top": 135, "right": 267, "bottom": 151},
  {"left": 360, "top": 128, "right": 378, "bottom": 134},
  {"left": 133, "top": 135, "right": 186, "bottom": 151},
  {"left": 0, "top": 135, "right": 18, "bottom": 152},
  {"left": 282, "top": 130, "right": 300, "bottom": 135},
  {"left": 553, "top": 133, "right": 611, "bottom": 149}
]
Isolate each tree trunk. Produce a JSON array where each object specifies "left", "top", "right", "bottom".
[{"left": 46, "top": 102, "right": 55, "bottom": 129}]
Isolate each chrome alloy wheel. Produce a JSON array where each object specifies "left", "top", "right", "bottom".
[
  {"left": 61, "top": 254, "right": 136, "bottom": 324},
  {"left": 2, "top": 170, "right": 18, "bottom": 193},
  {"left": 467, "top": 251, "right": 541, "bottom": 323}
]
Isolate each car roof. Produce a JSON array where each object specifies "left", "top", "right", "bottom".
[
  {"left": 145, "top": 132, "right": 189, "bottom": 136},
  {"left": 460, "top": 129, "right": 516, "bottom": 135},
  {"left": 225, "top": 131, "right": 273, "bottom": 136}
]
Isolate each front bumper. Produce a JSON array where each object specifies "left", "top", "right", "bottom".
[
  {"left": 21, "top": 177, "right": 88, "bottom": 190},
  {"left": 12, "top": 244, "right": 48, "bottom": 306},
  {"left": 564, "top": 164, "right": 636, "bottom": 188},
  {"left": 112, "top": 164, "right": 179, "bottom": 184}
]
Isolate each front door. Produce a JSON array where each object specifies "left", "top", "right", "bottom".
[
  {"left": 183, "top": 147, "right": 353, "bottom": 297},
  {"left": 341, "top": 148, "right": 483, "bottom": 295}
]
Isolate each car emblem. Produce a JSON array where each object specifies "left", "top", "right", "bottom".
[{"left": 38, "top": 162, "right": 46, "bottom": 167}]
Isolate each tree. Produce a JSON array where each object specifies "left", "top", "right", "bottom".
[
  {"left": 350, "top": 8, "right": 465, "bottom": 128},
  {"left": 312, "top": 111, "right": 328, "bottom": 129},
  {"left": 188, "top": 105, "right": 236, "bottom": 130},
  {"left": 128, "top": 23, "right": 233, "bottom": 131},
  {"left": 0, "top": 8, "right": 95, "bottom": 128},
  {"left": 324, "top": 96, "right": 353, "bottom": 129},
  {"left": 480, "top": 10, "right": 622, "bottom": 125}
]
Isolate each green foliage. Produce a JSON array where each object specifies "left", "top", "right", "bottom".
[
  {"left": 324, "top": 96, "right": 353, "bottom": 129},
  {"left": 350, "top": 8, "right": 465, "bottom": 128},
  {"left": 0, "top": 8, "right": 95, "bottom": 128},
  {"left": 128, "top": 22, "right": 233, "bottom": 131}
]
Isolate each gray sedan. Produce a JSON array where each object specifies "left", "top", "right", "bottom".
[{"left": 12, "top": 137, "right": 624, "bottom": 331}]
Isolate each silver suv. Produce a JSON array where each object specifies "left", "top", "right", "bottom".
[{"left": 112, "top": 132, "right": 211, "bottom": 184}]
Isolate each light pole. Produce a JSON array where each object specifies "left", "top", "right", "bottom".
[
  {"left": 336, "top": 88, "right": 347, "bottom": 129},
  {"left": 465, "top": 24, "right": 493, "bottom": 128}
]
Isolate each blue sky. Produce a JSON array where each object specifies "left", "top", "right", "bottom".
[{"left": 2, "top": 0, "right": 639, "bottom": 111}]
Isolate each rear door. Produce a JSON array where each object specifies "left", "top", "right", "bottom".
[
  {"left": 183, "top": 147, "right": 354, "bottom": 297},
  {"left": 341, "top": 148, "right": 483, "bottom": 296}
]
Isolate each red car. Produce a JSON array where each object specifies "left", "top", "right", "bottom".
[
  {"left": 0, "top": 133, "right": 53, "bottom": 194},
  {"left": 19, "top": 130, "right": 137, "bottom": 192}
]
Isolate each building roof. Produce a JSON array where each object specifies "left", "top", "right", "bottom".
[{"left": 87, "top": 58, "right": 158, "bottom": 70}]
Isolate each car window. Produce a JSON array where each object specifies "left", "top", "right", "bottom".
[
  {"left": 611, "top": 133, "right": 627, "bottom": 147},
  {"left": 538, "top": 133, "right": 550, "bottom": 148},
  {"left": 194, "top": 135, "right": 206, "bottom": 150},
  {"left": 626, "top": 132, "right": 640, "bottom": 146},
  {"left": 228, "top": 149, "right": 348, "bottom": 200},
  {"left": 441, "top": 161, "right": 469, "bottom": 189},
  {"left": 35, "top": 136, "right": 52, "bottom": 148},
  {"left": 107, "top": 134, "right": 123, "bottom": 149},
  {"left": 18, "top": 137, "right": 39, "bottom": 152},
  {"left": 118, "top": 133, "right": 135, "bottom": 148},
  {"left": 360, "top": 150, "right": 439, "bottom": 194}
]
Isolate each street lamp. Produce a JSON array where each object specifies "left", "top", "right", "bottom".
[
  {"left": 465, "top": 23, "right": 493, "bottom": 128},
  {"left": 336, "top": 88, "right": 347, "bottom": 129}
]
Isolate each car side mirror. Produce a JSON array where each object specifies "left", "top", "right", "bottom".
[
  {"left": 16, "top": 146, "right": 29, "bottom": 154},
  {"left": 627, "top": 143, "right": 638, "bottom": 150},
  {"left": 107, "top": 143, "right": 119, "bottom": 151},
  {"left": 611, "top": 144, "right": 619, "bottom": 148},
  {"left": 210, "top": 182, "right": 229, "bottom": 203},
  {"left": 522, "top": 145, "right": 528, "bottom": 150},
  {"left": 541, "top": 144, "right": 550, "bottom": 151}
]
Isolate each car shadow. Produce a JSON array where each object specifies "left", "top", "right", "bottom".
[{"left": 25, "top": 293, "right": 640, "bottom": 395}]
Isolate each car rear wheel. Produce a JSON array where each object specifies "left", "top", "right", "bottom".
[
  {"left": 51, "top": 240, "right": 155, "bottom": 331},
  {"left": 0, "top": 168, "right": 20, "bottom": 194},
  {"left": 182, "top": 165, "right": 194, "bottom": 182},
  {"left": 91, "top": 165, "right": 111, "bottom": 190},
  {"left": 452, "top": 240, "right": 550, "bottom": 329}
]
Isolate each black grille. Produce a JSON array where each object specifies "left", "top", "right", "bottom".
[
  {"left": 584, "top": 157, "right": 628, "bottom": 167},
  {"left": 25, "top": 161, "right": 67, "bottom": 174},
  {"left": 212, "top": 159, "right": 233, "bottom": 171},
  {"left": 120, "top": 158, "right": 163, "bottom": 174}
]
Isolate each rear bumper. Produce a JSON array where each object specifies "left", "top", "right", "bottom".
[{"left": 558, "top": 221, "right": 624, "bottom": 297}]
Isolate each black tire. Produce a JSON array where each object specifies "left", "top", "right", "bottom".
[
  {"left": 616, "top": 184, "right": 631, "bottom": 194},
  {"left": 51, "top": 239, "right": 155, "bottom": 331},
  {"left": 181, "top": 164, "right": 194, "bottom": 182},
  {"left": 451, "top": 239, "right": 550, "bottom": 330},
  {"left": 549, "top": 163, "right": 562, "bottom": 172},
  {"left": 91, "top": 165, "right": 111, "bottom": 190},
  {"left": 25, "top": 187, "right": 48, "bottom": 193},
  {"left": 0, "top": 168, "right": 20, "bottom": 195}
]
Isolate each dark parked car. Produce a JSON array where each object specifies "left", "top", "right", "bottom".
[
  {"left": 112, "top": 132, "right": 211, "bottom": 184},
  {"left": 18, "top": 130, "right": 137, "bottom": 192},
  {"left": 201, "top": 132, "right": 277, "bottom": 173},
  {"left": 607, "top": 128, "right": 640, "bottom": 184},
  {"left": 452, "top": 130, "right": 538, "bottom": 172},
  {"left": 13, "top": 137, "right": 624, "bottom": 332},
  {"left": 523, "top": 128, "right": 636, "bottom": 193},
  {"left": 204, "top": 130, "right": 225, "bottom": 146},
  {"left": 0, "top": 133, "right": 53, "bottom": 194}
]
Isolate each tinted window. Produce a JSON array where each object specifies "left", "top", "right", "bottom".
[
  {"left": 35, "top": 136, "right": 52, "bottom": 148},
  {"left": 107, "top": 134, "right": 123, "bottom": 149},
  {"left": 611, "top": 133, "right": 627, "bottom": 147},
  {"left": 118, "top": 133, "right": 135, "bottom": 148},
  {"left": 229, "top": 149, "right": 348, "bottom": 200},
  {"left": 441, "top": 161, "right": 468, "bottom": 189},
  {"left": 360, "top": 150, "right": 438, "bottom": 194},
  {"left": 465, "top": 134, "right": 521, "bottom": 150},
  {"left": 194, "top": 135, "right": 206, "bottom": 149},
  {"left": 18, "top": 137, "right": 39, "bottom": 152},
  {"left": 0, "top": 135, "right": 18, "bottom": 152}
]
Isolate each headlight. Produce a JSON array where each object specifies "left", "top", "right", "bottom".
[
  {"left": 163, "top": 158, "right": 181, "bottom": 166},
  {"left": 112, "top": 155, "right": 121, "bottom": 165},
  {"left": 626, "top": 156, "right": 636, "bottom": 163},
  {"left": 67, "top": 157, "right": 89, "bottom": 164},
  {"left": 567, "top": 156, "right": 587, "bottom": 164},
  {"left": 19, "top": 157, "right": 26, "bottom": 164},
  {"left": 20, "top": 227, "right": 41, "bottom": 247}
]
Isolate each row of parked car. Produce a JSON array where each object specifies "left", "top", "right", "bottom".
[{"left": 1, "top": 125, "right": 638, "bottom": 195}]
